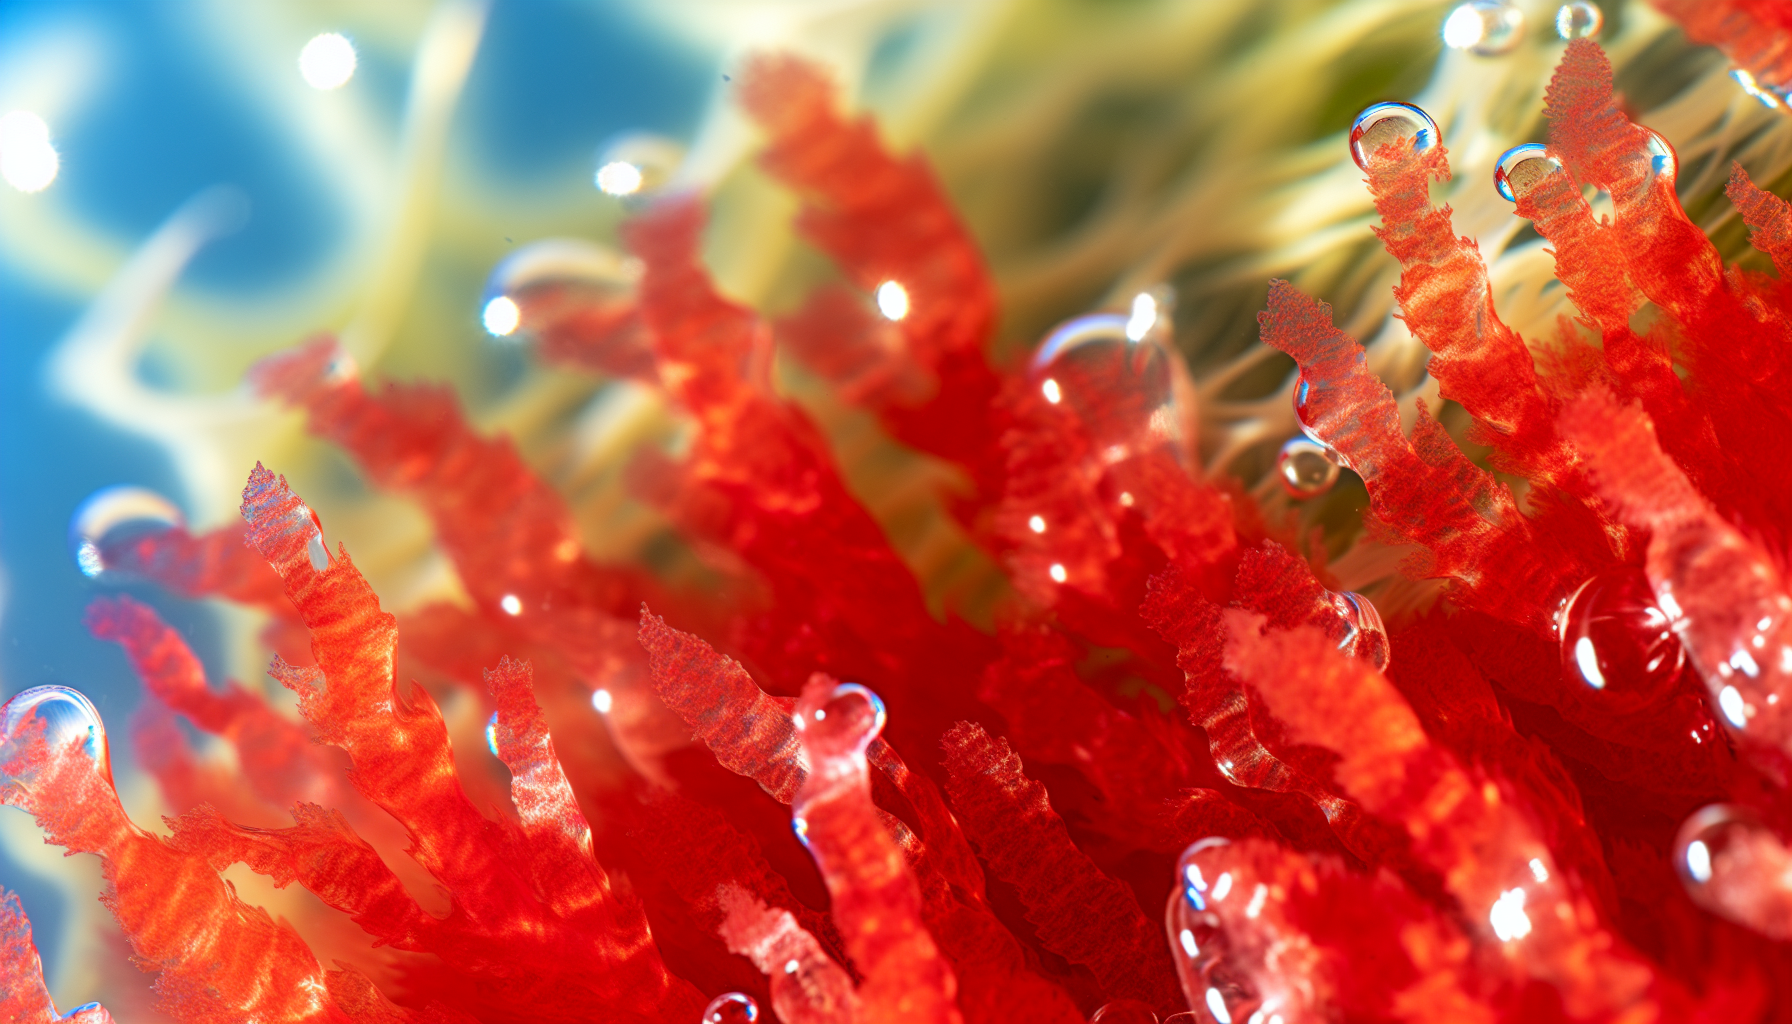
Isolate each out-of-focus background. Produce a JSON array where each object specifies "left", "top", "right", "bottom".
[{"left": 0, "top": 0, "right": 1780, "bottom": 1012}]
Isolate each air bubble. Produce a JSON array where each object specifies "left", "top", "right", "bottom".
[
  {"left": 701, "top": 991, "right": 760, "bottom": 1024},
  {"left": 1443, "top": 1, "right": 1525, "bottom": 56},
  {"left": 1348, "top": 102, "right": 1439, "bottom": 172},
  {"left": 1333, "top": 591, "right": 1390, "bottom": 672},
  {"left": 1674, "top": 804, "right": 1792, "bottom": 940},
  {"left": 792, "top": 682, "right": 886, "bottom": 757},
  {"left": 1494, "top": 143, "right": 1563, "bottom": 201},
  {"left": 68, "top": 486, "right": 184, "bottom": 578},
  {"left": 1276, "top": 438, "right": 1341, "bottom": 499},
  {"left": 594, "top": 132, "right": 684, "bottom": 199},
  {"left": 0, "top": 686, "right": 114, "bottom": 795},
  {"left": 1643, "top": 129, "right": 1676, "bottom": 181},
  {"left": 1029, "top": 298, "right": 1187, "bottom": 467},
  {"left": 485, "top": 712, "right": 500, "bottom": 758},
  {"left": 1555, "top": 2, "right": 1602, "bottom": 40},
  {"left": 1556, "top": 567, "right": 1685, "bottom": 713}
]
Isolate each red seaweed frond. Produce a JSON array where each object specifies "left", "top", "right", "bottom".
[
  {"left": 1, "top": 886, "right": 112, "bottom": 1023},
  {"left": 941, "top": 721, "right": 1182, "bottom": 1014}
]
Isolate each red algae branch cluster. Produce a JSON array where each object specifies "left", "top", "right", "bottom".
[{"left": 16, "top": 26, "right": 1792, "bottom": 1024}]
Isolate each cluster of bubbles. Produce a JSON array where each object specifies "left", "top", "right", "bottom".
[{"left": 1442, "top": 2, "right": 1603, "bottom": 56}]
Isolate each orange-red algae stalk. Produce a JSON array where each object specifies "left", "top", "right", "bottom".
[
  {"left": 941, "top": 722, "right": 1183, "bottom": 1015},
  {"left": 737, "top": 53, "right": 1004, "bottom": 491},
  {"left": 791, "top": 676, "right": 962, "bottom": 1024},
  {"left": 1728, "top": 163, "right": 1792, "bottom": 277},
  {"left": 237, "top": 464, "right": 701, "bottom": 1021},
  {"left": 86, "top": 595, "right": 340, "bottom": 810},
  {"left": 1221, "top": 610, "right": 1675, "bottom": 1022},
  {"left": 1366, "top": 143, "right": 1566, "bottom": 484},
  {"left": 1653, "top": 1, "right": 1792, "bottom": 102},
  {"left": 1561, "top": 389, "right": 1792, "bottom": 770},
  {"left": 1258, "top": 281, "right": 1585, "bottom": 632},
  {"left": 1, "top": 887, "right": 114, "bottom": 1024},
  {"left": 717, "top": 884, "right": 860, "bottom": 1024},
  {"left": 0, "top": 687, "right": 352, "bottom": 1023}
]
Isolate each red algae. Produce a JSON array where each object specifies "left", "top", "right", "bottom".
[{"left": 33, "top": 31, "right": 1792, "bottom": 1024}]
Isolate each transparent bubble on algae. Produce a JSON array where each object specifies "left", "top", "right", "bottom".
[
  {"left": 1334, "top": 591, "right": 1390, "bottom": 672},
  {"left": 1556, "top": 567, "right": 1685, "bottom": 713},
  {"left": 1493, "top": 143, "right": 1563, "bottom": 201},
  {"left": 484, "top": 711, "right": 500, "bottom": 758},
  {"left": 700, "top": 991, "right": 760, "bottom": 1024},
  {"left": 1555, "top": 2, "right": 1602, "bottom": 40},
  {"left": 1443, "top": 1, "right": 1525, "bottom": 57},
  {"left": 1674, "top": 804, "right": 1792, "bottom": 940},
  {"left": 1030, "top": 304, "right": 1188, "bottom": 468},
  {"left": 482, "top": 237, "right": 642, "bottom": 338},
  {"left": 594, "top": 131, "right": 685, "bottom": 198},
  {"left": 1167, "top": 839, "right": 1267, "bottom": 1024},
  {"left": 791, "top": 682, "right": 886, "bottom": 759},
  {"left": 1348, "top": 102, "right": 1439, "bottom": 173},
  {"left": 1088, "top": 998, "right": 1158, "bottom": 1023},
  {"left": 67, "top": 485, "right": 184, "bottom": 578},
  {"left": 0, "top": 685, "right": 113, "bottom": 791},
  {"left": 1276, "top": 437, "right": 1340, "bottom": 499},
  {"left": 1643, "top": 129, "right": 1676, "bottom": 181}
]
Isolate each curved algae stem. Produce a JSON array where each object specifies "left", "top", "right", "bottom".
[{"left": 337, "top": 0, "right": 491, "bottom": 365}]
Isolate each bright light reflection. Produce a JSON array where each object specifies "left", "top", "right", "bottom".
[
  {"left": 1443, "top": 5, "right": 1485, "bottom": 49},
  {"left": 500, "top": 594, "right": 523, "bottom": 616},
  {"left": 1211, "top": 872, "right": 1233, "bottom": 901},
  {"left": 1529, "top": 857, "right": 1549, "bottom": 883},
  {"left": 876, "top": 280, "right": 910, "bottom": 321},
  {"left": 0, "top": 111, "right": 59, "bottom": 192},
  {"left": 1573, "top": 636, "right": 1604, "bottom": 689},
  {"left": 1686, "top": 839, "right": 1713, "bottom": 883},
  {"left": 484, "top": 712, "right": 500, "bottom": 757},
  {"left": 596, "top": 161, "right": 644, "bottom": 195},
  {"left": 1028, "top": 515, "right": 1046, "bottom": 534},
  {"left": 299, "top": 33, "right": 357, "bottom": 90},
  {"left": 1178, "top": 928, "right": 1198, "bottom": 958},
  {"left": 1719, "top": 684, "right": 1748, "bottom": 727},
  {"left": 1244, "top": 883, "right": 1267, "bottom": 920},
  {"left": 1049, "top": 563, "right": 1067, "bottom": 583},
  {"left": 1125, "top": 291, "right": 1157, "bottom": 340},
  {"left": 592, "top": 689, "right": 613, "bottom": 714},
  {"left": 1041, "top": 378, "right": 1062, "bottom": 404},
  {"left": 1205, "top": 987, "right": 1233, "bottom": 1024},
  {"left": 483, "top": 296, "right": 521, "bottom": 336},
  {"left": 1489, "top": 887, "right": 1532, "bottom": 942}
]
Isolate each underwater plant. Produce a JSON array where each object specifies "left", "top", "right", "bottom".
[{"left": 17, "top": 1, "right": 1792, "bottom": 1021}]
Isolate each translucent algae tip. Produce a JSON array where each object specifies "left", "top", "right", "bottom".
[{"left": 1349, "top": 102, "right": 1439, "bottom": 172}]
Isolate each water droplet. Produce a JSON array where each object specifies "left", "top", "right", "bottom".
[
  {"left": 1555, "top": 1, "right": 1602, "bottom": 39},
  {"left": 68, "top": 486, "right": 184, "bottom": 578},
  {"left": 1088, "top": 998, "right": 1158, "bottom": 1023},
  {"left": 701, "top": 991, "right": 760, "bottom": 1024},
  {"left": 1276, "top": 438, "right": 1341, "bottom": 499},
  {"left": 1556, "top": 566, "right": 1684, "bottom": 713},
  {"left": 482, "top": 238, "right": 642, "bottom": 345},
  {"left": 307, "top": 532, "right": 330, "bottom": 573},
  {"left": 792, "top": 682, "right": 886, "bottom": 756},
  {"left": 1674, "top": 804, "right": 1792, "bottom": 940},
  {"left": 1030, "top": 305, "right": 1186, "bottom": 466},
  {"left": 1643, "top": 129, "right": 1676, "bottom": 181},
  {"left": 0, "top": 686, "right": 114, "bottom": 793},
  {"left": 1443, "top": 1, "right": 1525, "bottom": 56},
  {"left": 484, "top": 712, "right": 501, "bottom": 758},
  {"left": 1349, "top": 102, "right": 1439, "bottom": 172},
  {"left": 595, "top": 132, "right": 684, "bottom": 198},
  {"left": 1494, "top": 143, "right": 1563, "bottom": 201},
  {"left": 1167, "top": 838, "right": 1267, "bottom": 1024},
  {"left": 1333, "top": 591, "right": 1390, "bottom": 671}
]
